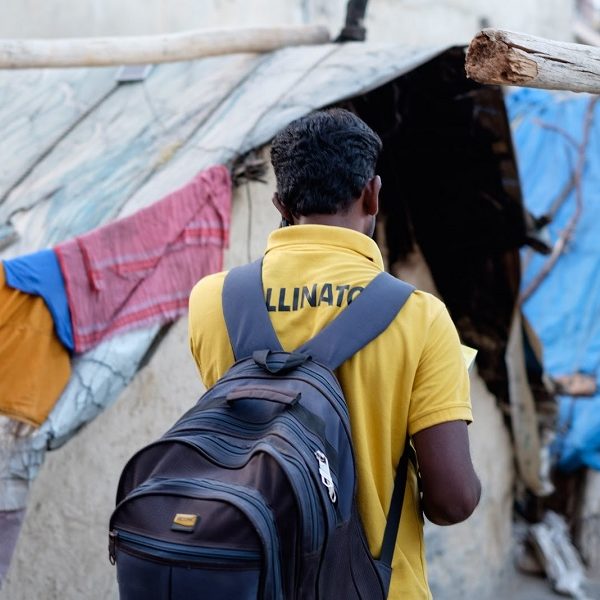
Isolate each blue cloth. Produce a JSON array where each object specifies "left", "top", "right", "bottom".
[
  {"left": 3, "top": 249, "right": 74, "bottom": 352},
  {"left": 507, "top": 88, "right": 600, "bottom": 471}
]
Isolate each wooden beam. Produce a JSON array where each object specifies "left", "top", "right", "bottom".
[
  {"left": 0, "top": 25, "right": 330, "bottom": 69},
  {"left": 465, "top": 28, "right": 600, "bottom": 93}
]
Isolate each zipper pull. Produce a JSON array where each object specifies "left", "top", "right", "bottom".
[
  {"left": 109, "top": 530, "right": 117, "bottom": 565},
  {"left": 315, "top": 450, "right": 337, "bottom": 503}
]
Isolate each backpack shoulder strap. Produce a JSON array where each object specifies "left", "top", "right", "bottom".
[
  {"left": 223, "top": 259, "right": 416, "bottom": 572},
  {"left": 379, "top": 439, "right": 415, "bottom": 569},
  {"left": 223, "top": 260, "right": 415, "bottom": 367},
  {"left": 222, "top": 258, "right": 283, "bottom": 360},
  {"left": 297, "top": 271, "right": 414, "bottom": 370}
]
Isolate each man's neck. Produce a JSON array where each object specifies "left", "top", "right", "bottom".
[{"left": 295, "top": 213, "right": 366, "bottom": 235}]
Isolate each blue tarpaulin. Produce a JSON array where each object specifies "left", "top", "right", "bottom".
[{"left": 507, "top": 88, "right": 600, "bottom": 471}]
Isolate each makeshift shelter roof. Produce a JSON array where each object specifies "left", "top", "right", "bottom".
[{"left": 0, "top": 42, "right": 445, "bottom": 489}]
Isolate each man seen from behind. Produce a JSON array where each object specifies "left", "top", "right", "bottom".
[{"left": 189, "top": 108, "right": 481, "bottom": 598}]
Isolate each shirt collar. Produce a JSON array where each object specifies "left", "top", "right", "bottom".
[{"left": 265, "top": 224, "right": 384, "bottom": 269}]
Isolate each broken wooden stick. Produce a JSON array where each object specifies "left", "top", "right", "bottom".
[
  {"left": 466, "top": 28, "right": 600, "bottom": 93},
  {"left": 0, "top": 25, "right": 330, "bottom": 69}
]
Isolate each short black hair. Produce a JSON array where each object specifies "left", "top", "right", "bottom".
[{"left": 270, "top": 108, "right": 382, "bottom": 216}]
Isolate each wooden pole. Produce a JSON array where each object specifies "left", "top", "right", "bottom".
[
  {"left": 465, "top": 28, "right": 600, "bottom": 93},
  {"left": 0, "top": 25, "right": 330, "bottom": 69}
]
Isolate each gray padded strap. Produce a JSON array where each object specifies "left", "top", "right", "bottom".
[
  {"left": 222, "top": 260, "right": 414, "bottom": 368},
  {"left": 297, "top": 271, "right": 414, "bottom": 370},
  {"left": 223, "top": 259, "right": 282, "bottom": 360}
]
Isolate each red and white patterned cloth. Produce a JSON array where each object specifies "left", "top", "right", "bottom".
[{"left": 56, "top": 165, "right": 231, "bottom": 353}]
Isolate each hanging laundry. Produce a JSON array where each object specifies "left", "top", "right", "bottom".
[
  {"left": 55, "top": 164, "right": 231, "bottom": 354},
  {"left": 0, "top": 327, "right": 158, "bottom": 588},
  {"left": 0, "top": 263, "right": 71, "bottom": 426},
  {"left": 0, "top": 166, "right": 230, "bottom": 584},
  {"left": 3, "top": 248, "right": 74, "bottom": 352}
]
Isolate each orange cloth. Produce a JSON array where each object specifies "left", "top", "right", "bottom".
[{"left": 0, "top": 263, "right": 70, "bottom": 426}]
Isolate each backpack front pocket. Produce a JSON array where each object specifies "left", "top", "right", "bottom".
[
  {"left": 113, "top": 530, "right": 262, "bottom": 600},
  {"left": 110, "top": 477, "right": 283, "bottom": 600}
]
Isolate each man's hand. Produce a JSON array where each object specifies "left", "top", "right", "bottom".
[{"left": 412, "top": 420, "right": 481, "bottom": 526}]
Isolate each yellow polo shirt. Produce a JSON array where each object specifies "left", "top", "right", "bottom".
[{"left": 189, "top": 224, "right": 472, "bottom": 599}]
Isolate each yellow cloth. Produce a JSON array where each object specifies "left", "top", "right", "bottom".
[
  {"left": 189, "top": 224, "right": 472, "bottom": 599},
  {"left": 0, "top": 263, "right": 71, "bottom": 427}
]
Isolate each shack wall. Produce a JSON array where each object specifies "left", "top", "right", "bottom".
[{"left": 0, "top": 147, "right": 514, "bottom": 600}]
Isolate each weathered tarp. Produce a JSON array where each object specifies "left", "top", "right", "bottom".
[
  {"left": 507, "top": 88, "right": 600, "bottom": 471},
  {"left": 0, "top": 42, "right": 444, "bottom": 499}
]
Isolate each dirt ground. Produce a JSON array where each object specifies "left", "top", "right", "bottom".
[{"left": 487, "top": 566, "right": 600, "bottom": 599}]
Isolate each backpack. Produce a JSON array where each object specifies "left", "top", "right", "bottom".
[{"left": 109, "top": 259, "right": 414, "bottom": 599}]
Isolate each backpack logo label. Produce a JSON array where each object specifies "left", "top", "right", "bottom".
[{"left": 171, "top": 513, "right": 199, "bottom": 533}]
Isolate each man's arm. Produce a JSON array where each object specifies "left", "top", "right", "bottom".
[{"left": 412, "top": 420, "right": 481, "bottom": 526}]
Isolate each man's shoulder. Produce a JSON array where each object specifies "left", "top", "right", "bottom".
[
  {"left": 397, "top": 287, "right": 448, "bottom": 323},
  {"left": 381, "top": 285, "right": 458, "bottom": 351},
  {"left": 189, "top": 270, "right": 228, "bottom": 311}
]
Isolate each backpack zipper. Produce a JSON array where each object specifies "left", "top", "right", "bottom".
[
  {"left": 165, "top": 408, "right": 342, "bottom": 523},
  {"left": 165, "top": 433, "right": 323, "bottom": 552},
  {"left": 111, "top": 529, "right": 261, "bottom": 567},
  {"left": 168, "top": 413, "right": 340, "bottom": 527},
  {"left": 172, "top": 408, "right": 340, "bottom": 477},
  {"left": 314, "top": 451, "right": 337, "bottom": 503}
]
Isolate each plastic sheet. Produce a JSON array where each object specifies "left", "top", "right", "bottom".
[{"left": 507, "top": 88, "right": 600, "bottom": 471}]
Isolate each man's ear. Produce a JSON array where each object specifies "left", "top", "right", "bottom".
[
  {"left": 363, "top": 175, "right": 381, "bottom": 216},
  {"left": 272, "top": 193, "right": 294, "bottom": 223}
]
